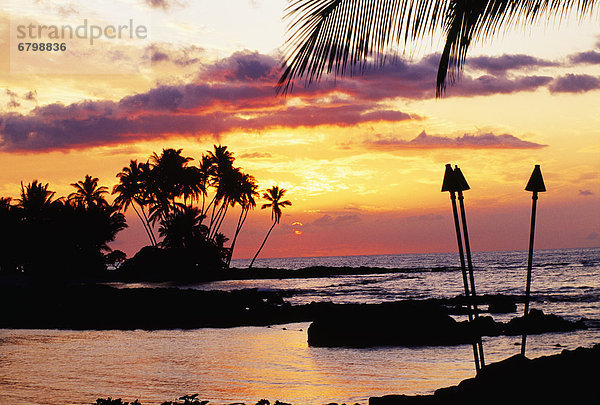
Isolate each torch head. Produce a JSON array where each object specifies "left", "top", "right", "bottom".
[
  {"left": 525, "top": 164, "right": 546, "bottom": 192},
  {"left": 453, "top": 166, "right": 470, "bottom": 191},
  {"left": 441, "top": 164, "right": 457, "bottom": 192}
]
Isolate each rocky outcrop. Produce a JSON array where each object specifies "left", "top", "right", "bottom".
[
  {"left": 369, "top": 344, "right": 600, "bottom": 405},
  {"left": 307, "top": 304, "right": 587, "bottom": 348}
]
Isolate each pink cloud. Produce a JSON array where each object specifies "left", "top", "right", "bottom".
[{"left": 365, "top": 131, "right": 546, "bottom": 150}]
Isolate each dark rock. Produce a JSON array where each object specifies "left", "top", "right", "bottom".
[
  {"left": 487, "top": 295, "right": 517, "bottom": 313},
  {"left": 307, "top": 305, "right": 586, "bottom": 348},
  {"left": 369, "top": 344, "right": 600, "bottom": 404},
  {"left": 308, "top": 301, "right": 474, "bottom": 347},
  {"left": 502, "top": 309, "right": 587, "bottom": 335}
]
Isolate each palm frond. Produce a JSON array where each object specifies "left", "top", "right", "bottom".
[
  {"left": 278, "top": 0, "right": 599, "bottom": 96},
  {"left": 437, "top": 0, "right": 599, "bottom": 96},
  {"left": 278, "top": 0, "right": 447, "bottom": 94}
]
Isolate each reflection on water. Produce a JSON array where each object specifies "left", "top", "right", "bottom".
[{"left": 0, "top": 325, "right": 597, "bottom": 405}]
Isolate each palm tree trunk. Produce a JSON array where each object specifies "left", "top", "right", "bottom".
[
  {"left": 207, "top": 198, "right": 221, "bottom": 235},
  {"left": 227, "top": 207, "right": 247, "bottom": 266},
  {"left": 131, "top": 203, "right": 155, "bottom": 246},
  {"left": 200, "top": 180, "right": 208, "bottom": 214},
  {"left": 249, "top": 221, "right": 276, "bottom": 269},
  {"left": 209, "top": 199, "right": 227, "bottom": 238},
  {"left": 203, "top": 193, "right": 218, "bottom": 220},
  {"left": 139, "top": 204, "right": 157, "bottom": 246},
  {"left": 211, "top": 203, "right": 230, "bottom": 240}
]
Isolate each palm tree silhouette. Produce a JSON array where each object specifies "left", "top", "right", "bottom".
[
  {"left": 148, "top": 148, "right": 194, "bottom": 224},
  {"left": 68, "top": 175, "right": 109, "bottom": 209},
  {"left": 113, "top": 160, "right": 157, "bottom": 246},
  {"left": 17, "top": 180, "right": 58, "bottom": 216},
  {"left": 278, "top": 1, "right": 598, "bottom": 95},
  {"left": 249, "top": 186, "right": 292, "bottom": 269},
  {"left": 12, "top": 179, "right": 127, "bottom": 275},
  {"left": 198, "top": 154, "right": 214, "bottom": 215},
  {"left": 0, "top": 197, "right": 20, "bottom": 273},
  {"left": 208, "top": 166, "right": 243, "bottom": 240},
  {"left": 227, "top": 173, "right": 259, "bottom": 266},
  {"left": 158, "top": 205, "right": 207, "bottom": 249},
  {"left": 205, "top": 145, "right": 236, "bottom": 234}
]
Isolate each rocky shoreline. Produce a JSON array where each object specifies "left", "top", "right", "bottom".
[
  {"left": 370, "top": 344, "right": 600, "bottom": 404},
  {"left": 0, "top": 285, "right": 588, "bottom": 348},
  {"left": 307, "top": 303, "right": 586, "bottom": 347}
]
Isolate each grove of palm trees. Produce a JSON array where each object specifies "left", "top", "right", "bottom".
[{"left": 0, "top": 145, "right": 289, "bottom": 280}]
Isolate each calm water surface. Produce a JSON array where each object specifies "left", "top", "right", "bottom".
[{"left": 1, "top": 248, "right": 598, "bottom": 404}]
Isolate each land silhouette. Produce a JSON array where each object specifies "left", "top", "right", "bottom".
[{"left": 0, "top": 145, "right": 289, "bottom": 280}]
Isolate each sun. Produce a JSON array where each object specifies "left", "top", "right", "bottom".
[{"left": 291, "top": 221, "right": 303, "bottom": 236}]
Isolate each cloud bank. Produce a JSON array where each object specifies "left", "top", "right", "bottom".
[{"left": 1, "top": 47, "right": 597, "bottom": 152}]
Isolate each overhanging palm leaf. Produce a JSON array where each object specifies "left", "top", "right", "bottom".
[{"left": 279, "top": 0, "right": 598, "bottom": 96}]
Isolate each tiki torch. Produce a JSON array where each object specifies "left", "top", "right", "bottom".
[
  {"left": 521, "top": 165, "right": 546, "bottom": 356},
  {"left": 442, "top": 164, "right": 482, "bottom": 372},
  {"left": 454, "top": 165, "right": 485, "bottom": 367}
]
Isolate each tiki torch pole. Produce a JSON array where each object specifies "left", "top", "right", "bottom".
[
  {"left": 454, "top": 166, "right": 485, "bottom": 368},
  {"left": 521, "top": 165, "right": 546, "bottom": 356},
  {"left": 442, "top": 164, "right": 481, "bottom": 372}
]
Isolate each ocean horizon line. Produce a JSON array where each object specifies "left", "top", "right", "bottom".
[{"left": 231, "top": 246, "right": 600, "bottom": 263}]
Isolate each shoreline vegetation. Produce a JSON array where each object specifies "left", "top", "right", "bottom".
[{"left": 0, "top": 145, "right": 291, "bottom": 280}]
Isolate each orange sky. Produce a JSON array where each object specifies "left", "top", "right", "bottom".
[{"left": 1, "top": 1, "right": 599, "bottom": 259}]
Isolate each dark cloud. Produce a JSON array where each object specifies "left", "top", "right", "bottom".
[
  {"left": 200, "top": 51, "right": 279, "bottom": 83},
  {"left": 468, "top": 54, "right": 559, "bottom": 74},
  {"left": 0, "top": 83, "right": 416, "bottom": 151},
  {"left": 365, "top": 131, "right": 546, "bottom": 150},
  {"left": 146, "top": 45, "right": 203, "bottom": 67},
  {"left": 5, "top": 89, "right": 38, "bottom": 108},
  {"left": 239, "top": 152, "right": 273, "bottom": 159},
  {"left": 579, "top": 189, "right": 595, "bottom": 196},
  {"left": 24, "top": 90, "right": 37, "bottom": 102},
  {"left": 549, "top": 74, "right": 600, "bottom": 93},
  {"left": 313, "top": 214, "right": 362, "bottom": 227},
  {"left": 447, "top": 75, "right": 553, "bottom": 97},
  {"left": 318, "top": 54, "right": 553, "bottom": 100},
  {"left": 2, "top": 48, "right": 590, "bottom": 152},
  {"left": 145, "top": 0, "right": 170, "bottom": 9},
  {"left": 569, "top": 50, "right": 600, "bottom": 65},
  {"left": 151, "top": 51, "right": 170, "bottom": 63},
  {"left": 5, "top": 89, "right": 22, "bottom": 109}
]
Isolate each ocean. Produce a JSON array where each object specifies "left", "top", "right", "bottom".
[{"left": 0, "top": 247, "right": 598, "bottom": 404}]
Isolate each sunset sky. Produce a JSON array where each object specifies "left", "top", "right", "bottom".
[{"left": 1, "top": 0, "right": 599, "bottom": 259}]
